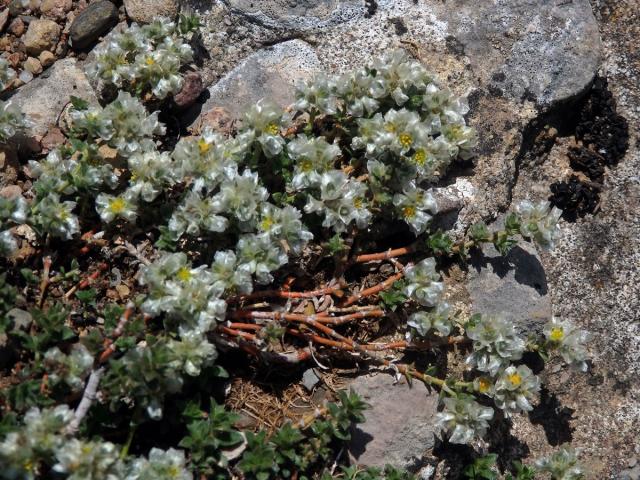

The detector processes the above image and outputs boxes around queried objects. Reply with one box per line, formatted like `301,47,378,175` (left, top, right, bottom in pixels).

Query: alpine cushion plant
0,39,594,479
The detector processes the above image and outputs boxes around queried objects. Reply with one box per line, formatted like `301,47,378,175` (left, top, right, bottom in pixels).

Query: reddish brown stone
173,71,203,110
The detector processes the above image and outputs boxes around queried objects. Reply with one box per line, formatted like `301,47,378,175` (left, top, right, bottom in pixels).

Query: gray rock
301,368,320,391
347,373,438,470
23,18,61,55
7,308,32,331
70,1,119,50
0,8,9,32
193,40,321,124
467,232,551,335
224,0,364,31
10,58,98,137
124,0,178,24
618,465,640,480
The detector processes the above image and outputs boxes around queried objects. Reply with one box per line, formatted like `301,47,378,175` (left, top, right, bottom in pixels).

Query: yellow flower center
478,378,491,393
265,123,280,136
385,123,397,133
354,198,363,209
402,206,416,218
109,197,126,214
198,138,211,154
399,133,413,149
168,466,180,477
550,327,564,342
413,149,426,166
300,159,313,172
507,372,522,387
176,267,192,282
260,217,273,231
145,56,155,66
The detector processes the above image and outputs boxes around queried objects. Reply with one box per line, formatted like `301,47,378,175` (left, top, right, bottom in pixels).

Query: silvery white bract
435,395,494,444
167,331,217,377
534,445,586,480
544,317,591,372
32,193,80,240
0,99,28,143
257,203,313,255
236,233,288,285
43,344,94,392
211,169,268,228
242,99,288,158
493,364,540,417
0,58,16,91
403,258,444,307
53,439,123,480
140,252,227,335
304,170,372,233
407,302,452,339
288,134,340,189
168,188,229,238
210,249,254,295
515,199,563,250
96,191,139,223
125,447,193,480
128,150,178,202
0,196,27,256
0,230,18,256
0,405,74,479
392,185,437,234
466,314,525,376
86,19,193,100
294,74,338,115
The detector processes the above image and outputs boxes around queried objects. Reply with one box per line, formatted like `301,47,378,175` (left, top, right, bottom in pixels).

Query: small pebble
8,17,25,36
23,56,43,74
38,50,55,67
18,69,34,83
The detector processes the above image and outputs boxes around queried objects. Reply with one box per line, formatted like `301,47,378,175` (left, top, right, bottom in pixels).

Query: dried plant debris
549,175,600,221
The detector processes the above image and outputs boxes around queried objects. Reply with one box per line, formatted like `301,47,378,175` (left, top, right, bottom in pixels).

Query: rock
38,50,55,68
23,56,42,75
70,0,119,50
0,9,9,32
6,308,32,331
40,0,73,19
40,127,66,151
347,373,438,470
193,40,321,126
467,225,552,334
195,106,235,137
123,0,178,24
173,71,203,109
8,17,25,36
224,0,363,31
301,368,321,391
23,18,61,55
18,69,33,84
0,185,23,199
9,58,99,137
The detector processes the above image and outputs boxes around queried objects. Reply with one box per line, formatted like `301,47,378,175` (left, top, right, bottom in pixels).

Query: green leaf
378,280,407,311
469,222,491,243
70,95,89,111
75,288,97,304
463,454,498,480
427,230,453,255
327,234,347,256
505,212,521,235
493,231,518,256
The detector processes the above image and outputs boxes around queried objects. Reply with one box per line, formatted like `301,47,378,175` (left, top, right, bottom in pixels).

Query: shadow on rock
528,385,575,446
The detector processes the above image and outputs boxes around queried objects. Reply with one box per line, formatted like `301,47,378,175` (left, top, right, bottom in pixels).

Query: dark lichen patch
364,0,377,18
549,175,600,221
390,17,408,35
445,35,465,57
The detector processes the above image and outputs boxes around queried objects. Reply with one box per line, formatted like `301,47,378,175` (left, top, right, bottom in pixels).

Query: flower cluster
0,99,27,143
492,364,541,417
535,445,586,480
86,19,195,99
465,314,525,376
71,91,165,155
0,57,16,91
544,317,591,372
43,344,94,392
0,196,28,256
407,302,452,338
403,258,444,307
515,199,563,249
435,394,494,445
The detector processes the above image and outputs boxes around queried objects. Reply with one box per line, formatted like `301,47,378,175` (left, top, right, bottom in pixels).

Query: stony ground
1,0,638,478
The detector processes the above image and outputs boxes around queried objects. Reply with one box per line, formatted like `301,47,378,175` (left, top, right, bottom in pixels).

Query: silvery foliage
288,134,340,189
0,196,28,255
466,314,526,376
71,92,165,156
125,447,193,480
0,405,74,479
52,439,123,480
403,258,444,307
31,193,80,241
492,364,541,417
534,445,586,480
43,344,94,392
86,19,193,99
243,99,289,158
0,58,16,91
0,99,27,143
544,317,591,372
407,302,452,339
515,199,563,250
294,49,475,231
435,394,494,445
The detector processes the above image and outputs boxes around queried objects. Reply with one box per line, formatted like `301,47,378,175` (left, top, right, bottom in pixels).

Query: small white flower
96,191,139,223
535,445,586,480
403,258,444,307
515,200,563,250
544,317,591,372
435,395,494,444
466,314,525,376
493,364,540,417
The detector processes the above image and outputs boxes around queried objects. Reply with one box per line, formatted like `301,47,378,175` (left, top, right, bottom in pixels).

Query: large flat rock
8,58,98,138
347,373,439,471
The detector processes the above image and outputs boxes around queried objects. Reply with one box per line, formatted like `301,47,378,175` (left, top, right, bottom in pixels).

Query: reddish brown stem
37,256,52,309
341,271,405,307
99,303,135,364
64,263,108,300
354,246,414,263
228,285,344,303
